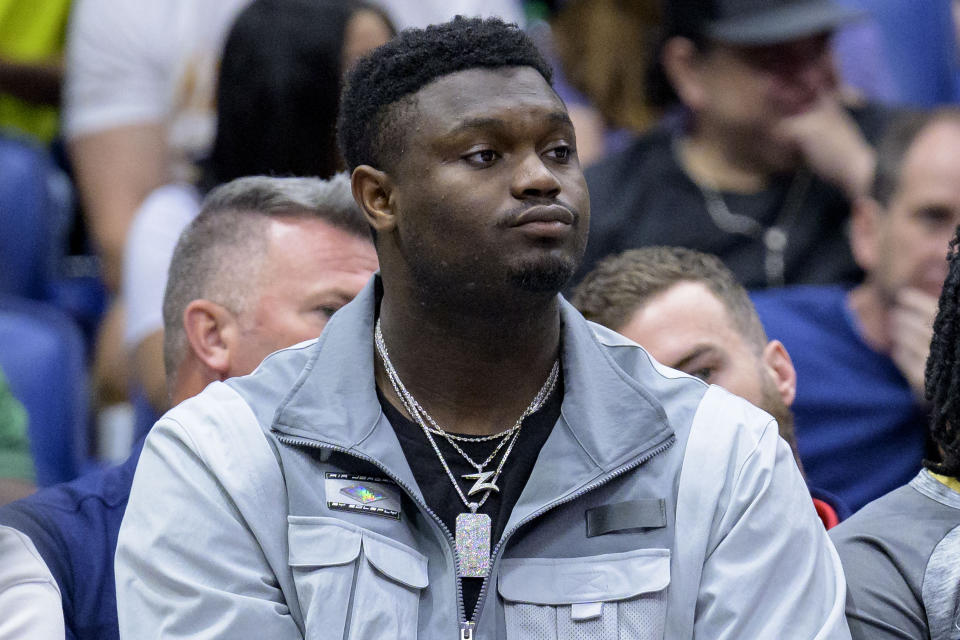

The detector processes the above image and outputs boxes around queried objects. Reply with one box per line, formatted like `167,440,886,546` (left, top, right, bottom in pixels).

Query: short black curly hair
337,16,554,172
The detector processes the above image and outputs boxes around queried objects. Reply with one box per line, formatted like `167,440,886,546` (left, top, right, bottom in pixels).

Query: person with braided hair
925,234,960,476
831,229,960,639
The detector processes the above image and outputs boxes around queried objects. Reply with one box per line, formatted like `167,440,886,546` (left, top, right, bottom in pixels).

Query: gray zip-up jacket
115,280,849,640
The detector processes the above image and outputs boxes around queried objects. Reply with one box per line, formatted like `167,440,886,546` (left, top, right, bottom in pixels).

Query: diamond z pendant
463,470,499,496
455,512,491,578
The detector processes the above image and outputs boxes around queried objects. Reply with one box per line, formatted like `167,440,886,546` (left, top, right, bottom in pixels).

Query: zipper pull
459,621,475,640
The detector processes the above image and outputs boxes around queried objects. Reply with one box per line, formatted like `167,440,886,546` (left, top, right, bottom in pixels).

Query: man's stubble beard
507,254,579,293
759,368,803,473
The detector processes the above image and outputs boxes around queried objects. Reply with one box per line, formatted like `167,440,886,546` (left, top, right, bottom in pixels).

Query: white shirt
63,0,250,180
0,525,64,640
122,183,201,348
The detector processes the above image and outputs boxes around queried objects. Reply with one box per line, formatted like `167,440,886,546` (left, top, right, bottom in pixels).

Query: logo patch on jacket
325,472,401,520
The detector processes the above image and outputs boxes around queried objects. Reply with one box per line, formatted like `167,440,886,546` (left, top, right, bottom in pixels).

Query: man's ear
182,299,236,379
762,340,797,407
661,36,706,111
352,165,397,234
849,196,881,273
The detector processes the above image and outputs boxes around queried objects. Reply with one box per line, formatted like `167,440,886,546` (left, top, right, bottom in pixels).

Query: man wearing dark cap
581,0,885,290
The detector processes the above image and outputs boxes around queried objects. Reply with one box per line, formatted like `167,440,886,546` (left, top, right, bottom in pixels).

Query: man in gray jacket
116,16,849,639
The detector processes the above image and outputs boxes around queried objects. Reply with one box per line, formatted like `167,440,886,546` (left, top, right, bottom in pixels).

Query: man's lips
510,204,575,227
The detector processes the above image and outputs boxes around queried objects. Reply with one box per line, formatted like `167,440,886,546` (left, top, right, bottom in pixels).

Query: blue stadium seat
0,135,69,300
0,295,89,485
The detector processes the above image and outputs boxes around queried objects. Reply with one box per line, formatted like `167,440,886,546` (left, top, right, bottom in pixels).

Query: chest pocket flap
287,516,429,639
498,548,669,604
498,548,670,640
288,516,428,587
289,518,362,566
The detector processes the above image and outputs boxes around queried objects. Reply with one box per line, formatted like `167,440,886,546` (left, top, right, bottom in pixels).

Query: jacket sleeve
0,526,64,640
685,389,851,639
115,384,303,639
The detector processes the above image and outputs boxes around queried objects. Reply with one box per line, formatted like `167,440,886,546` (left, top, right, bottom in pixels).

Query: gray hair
162,174,370,381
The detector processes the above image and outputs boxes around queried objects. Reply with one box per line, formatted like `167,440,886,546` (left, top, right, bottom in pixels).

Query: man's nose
511,151,561,199
791,55,834,95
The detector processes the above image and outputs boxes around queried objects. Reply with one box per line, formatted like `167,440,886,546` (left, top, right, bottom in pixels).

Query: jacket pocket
498,548,670,640
288,516,429,639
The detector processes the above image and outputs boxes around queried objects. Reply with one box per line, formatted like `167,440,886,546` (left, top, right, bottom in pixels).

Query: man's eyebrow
448,117,505,135
670,345,717,371
446,111,574,136
545,111,575,128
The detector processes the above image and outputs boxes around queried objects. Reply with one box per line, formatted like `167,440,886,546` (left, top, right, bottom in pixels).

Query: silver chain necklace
673,136,811,287
442,427,514,476
374,317,560,577
426,423,518,443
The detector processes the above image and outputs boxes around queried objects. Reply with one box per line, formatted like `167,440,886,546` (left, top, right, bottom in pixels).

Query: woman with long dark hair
124,0,393,416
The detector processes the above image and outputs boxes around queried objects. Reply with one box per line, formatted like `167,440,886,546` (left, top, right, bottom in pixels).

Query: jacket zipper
278,431,675,639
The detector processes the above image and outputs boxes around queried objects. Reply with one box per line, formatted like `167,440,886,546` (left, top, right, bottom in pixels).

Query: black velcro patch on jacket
585,499,666,537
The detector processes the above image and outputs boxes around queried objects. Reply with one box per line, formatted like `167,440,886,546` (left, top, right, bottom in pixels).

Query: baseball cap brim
705,1,863,46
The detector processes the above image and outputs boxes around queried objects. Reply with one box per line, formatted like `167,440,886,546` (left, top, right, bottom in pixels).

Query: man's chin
508,256,578,293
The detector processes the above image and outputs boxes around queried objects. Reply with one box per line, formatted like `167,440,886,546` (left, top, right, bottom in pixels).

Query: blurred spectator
63,0,250,429
123,0,392,416
544,0,661,166
830,222,960,639
550,0,661,135
573,246,850,527
372,0,522,30
63,0,250,290
580,0,885,290
0,0,70,144
753,108,960,512
0,366,33,506
0,175,378,640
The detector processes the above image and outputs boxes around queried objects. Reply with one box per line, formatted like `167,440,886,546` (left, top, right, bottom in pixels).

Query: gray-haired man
0,175,377,640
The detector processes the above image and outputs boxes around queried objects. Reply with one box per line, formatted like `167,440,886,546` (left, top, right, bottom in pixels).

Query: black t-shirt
379,381,562,619
578,104,892,290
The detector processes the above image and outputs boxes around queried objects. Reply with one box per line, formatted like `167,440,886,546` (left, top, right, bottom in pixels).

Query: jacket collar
273,276,675,503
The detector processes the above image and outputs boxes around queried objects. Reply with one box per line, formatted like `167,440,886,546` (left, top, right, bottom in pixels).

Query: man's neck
679,132,769,194
846,282,893,353
375,289,562,437
169,360,221,407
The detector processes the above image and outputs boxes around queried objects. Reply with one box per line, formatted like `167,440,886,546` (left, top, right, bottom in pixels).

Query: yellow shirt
0,0,71,142
930,471,960,495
